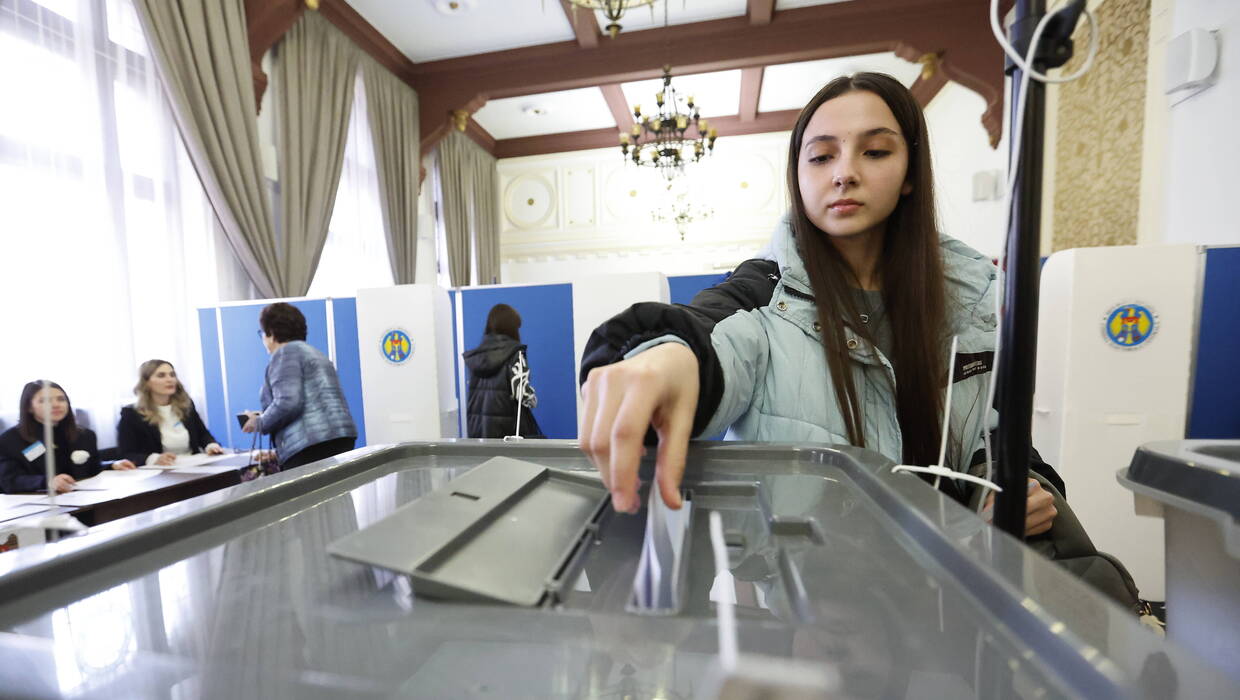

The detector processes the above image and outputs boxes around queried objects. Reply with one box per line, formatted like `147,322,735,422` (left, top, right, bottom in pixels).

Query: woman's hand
579,342,699,514
51,473,76,494
241,412,261,434
985,478,1058,536
155,452,177,466
205,443,225,455
111,459,136,471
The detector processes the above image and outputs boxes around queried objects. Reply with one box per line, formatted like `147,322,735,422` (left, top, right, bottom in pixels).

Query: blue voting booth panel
330,298,367,447
1189,247,1240,438
459,285,577,439
197,308,228,446
669,273,728,305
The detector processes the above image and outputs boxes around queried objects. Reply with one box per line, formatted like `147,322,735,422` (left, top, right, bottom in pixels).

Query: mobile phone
236,412,251,429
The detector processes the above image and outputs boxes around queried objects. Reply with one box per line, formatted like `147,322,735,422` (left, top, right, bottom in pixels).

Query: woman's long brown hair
786,72,948,466
134,359,193,425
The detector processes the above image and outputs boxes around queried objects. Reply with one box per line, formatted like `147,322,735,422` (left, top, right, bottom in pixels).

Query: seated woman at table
117,359,225,466
0,381,136,494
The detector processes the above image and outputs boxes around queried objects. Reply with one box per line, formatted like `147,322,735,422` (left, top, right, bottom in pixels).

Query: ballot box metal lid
1120,439,1240,521
0,440,1235,699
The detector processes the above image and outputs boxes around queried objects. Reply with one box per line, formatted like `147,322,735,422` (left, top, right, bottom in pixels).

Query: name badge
22,441,46,462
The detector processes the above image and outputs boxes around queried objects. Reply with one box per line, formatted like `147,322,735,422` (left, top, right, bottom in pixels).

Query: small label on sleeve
953,351,994,383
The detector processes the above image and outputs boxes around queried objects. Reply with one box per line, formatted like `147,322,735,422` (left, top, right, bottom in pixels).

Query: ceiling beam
739,66,764,122
747,0,775,26
245,0,421,113
493,109,800,160
600,83,635,131
319,0,418,84
413,0,1003,152
560,0,601,49
909,57,949,109
463,118,496,155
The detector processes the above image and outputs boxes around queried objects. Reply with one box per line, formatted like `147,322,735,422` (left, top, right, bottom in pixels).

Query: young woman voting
578,73,1058,537
116,359,225,466
0,381,136,494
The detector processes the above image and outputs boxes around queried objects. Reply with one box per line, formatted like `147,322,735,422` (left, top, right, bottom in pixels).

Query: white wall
923,81,1010,258
498,131,790,283
1163,0,1240,245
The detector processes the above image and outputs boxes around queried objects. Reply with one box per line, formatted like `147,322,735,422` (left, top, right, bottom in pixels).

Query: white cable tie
892,463,1004,495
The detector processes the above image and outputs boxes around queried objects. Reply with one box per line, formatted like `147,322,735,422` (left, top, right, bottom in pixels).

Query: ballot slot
627,488,694,616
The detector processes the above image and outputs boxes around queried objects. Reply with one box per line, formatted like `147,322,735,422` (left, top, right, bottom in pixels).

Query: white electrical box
1165,28,1219,95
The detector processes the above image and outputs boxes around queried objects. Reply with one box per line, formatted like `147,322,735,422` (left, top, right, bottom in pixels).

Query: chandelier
652,188,714,241
619,66,718,180
566,0,659,38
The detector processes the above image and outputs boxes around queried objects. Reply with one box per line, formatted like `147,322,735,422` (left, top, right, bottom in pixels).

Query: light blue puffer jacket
615,216,998,470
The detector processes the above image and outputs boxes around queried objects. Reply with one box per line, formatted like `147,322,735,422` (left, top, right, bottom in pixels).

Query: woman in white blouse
116,359,225,466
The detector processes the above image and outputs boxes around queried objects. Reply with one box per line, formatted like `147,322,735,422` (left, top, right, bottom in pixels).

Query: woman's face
146,363,179,399
29,387,69,425
797,90,912,240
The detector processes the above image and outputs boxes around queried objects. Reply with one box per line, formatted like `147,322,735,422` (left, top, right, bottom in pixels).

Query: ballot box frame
0,440,1235,699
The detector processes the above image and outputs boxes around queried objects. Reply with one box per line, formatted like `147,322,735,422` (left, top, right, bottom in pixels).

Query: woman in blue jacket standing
242,303,357,470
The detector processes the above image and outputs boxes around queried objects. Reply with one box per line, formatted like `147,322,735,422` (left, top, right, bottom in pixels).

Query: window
0,0,236,445
307,74,394,297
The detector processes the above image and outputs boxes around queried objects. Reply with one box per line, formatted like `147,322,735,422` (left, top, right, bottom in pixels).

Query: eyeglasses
256,330,265,339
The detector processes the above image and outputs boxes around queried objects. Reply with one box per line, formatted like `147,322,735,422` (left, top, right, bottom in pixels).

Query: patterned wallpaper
1052,0,1151,251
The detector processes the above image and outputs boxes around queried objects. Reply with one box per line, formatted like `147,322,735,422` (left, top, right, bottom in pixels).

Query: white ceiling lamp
564,0,659,39
429,0,476,16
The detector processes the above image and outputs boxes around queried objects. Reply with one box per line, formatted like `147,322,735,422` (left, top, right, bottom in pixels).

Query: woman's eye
865,149,891,158
808,154,832,164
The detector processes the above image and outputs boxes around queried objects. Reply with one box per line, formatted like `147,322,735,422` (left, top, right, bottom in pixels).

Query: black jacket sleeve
116,406,159,465
0,428,45,493
185,401,218,452
579,259,779,438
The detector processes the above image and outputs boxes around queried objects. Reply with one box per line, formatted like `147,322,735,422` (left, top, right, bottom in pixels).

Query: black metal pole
994,0,1048,539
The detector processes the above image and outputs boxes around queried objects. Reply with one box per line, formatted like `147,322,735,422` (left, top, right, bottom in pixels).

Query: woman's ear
901,181,914,196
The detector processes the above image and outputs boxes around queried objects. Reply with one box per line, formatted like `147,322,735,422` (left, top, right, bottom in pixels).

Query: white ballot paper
71,469,163,490
629,487,691,614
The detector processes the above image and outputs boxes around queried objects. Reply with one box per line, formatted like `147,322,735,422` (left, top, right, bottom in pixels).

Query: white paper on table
0,504,52,524
168,464,243,475
0,495,52,510
138,452,247,470
72,469,163,490
22,490,124,507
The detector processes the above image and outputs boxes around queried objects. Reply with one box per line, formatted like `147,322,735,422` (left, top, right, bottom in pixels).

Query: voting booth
1033,244,1201,600
356,285,457,443
196,272,719,450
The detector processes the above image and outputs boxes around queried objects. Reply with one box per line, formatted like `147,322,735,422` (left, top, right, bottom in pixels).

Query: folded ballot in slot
327,456,609,607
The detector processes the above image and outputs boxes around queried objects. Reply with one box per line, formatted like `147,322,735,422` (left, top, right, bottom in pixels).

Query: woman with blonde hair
117,359,224,466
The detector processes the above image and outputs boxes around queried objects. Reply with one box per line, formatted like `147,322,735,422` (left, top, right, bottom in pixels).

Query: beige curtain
438,130,474,287
471,148,500,285
132,0,284,298
362,56,420,284
273,11,359,296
